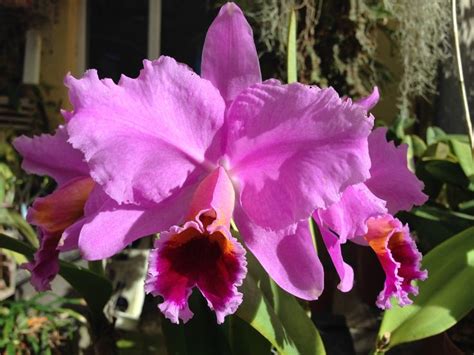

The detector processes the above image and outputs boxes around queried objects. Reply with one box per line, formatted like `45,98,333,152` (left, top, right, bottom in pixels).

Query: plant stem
287,8,297,83
88,260,105,277
452,0,474,150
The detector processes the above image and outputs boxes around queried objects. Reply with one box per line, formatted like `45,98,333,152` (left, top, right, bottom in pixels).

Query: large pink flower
63,3,373,323
313,90,428,307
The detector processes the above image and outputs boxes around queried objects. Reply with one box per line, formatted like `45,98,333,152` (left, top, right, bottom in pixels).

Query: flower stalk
452,0,473,150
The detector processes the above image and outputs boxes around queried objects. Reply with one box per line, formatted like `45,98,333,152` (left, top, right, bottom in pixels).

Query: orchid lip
145,213,247,324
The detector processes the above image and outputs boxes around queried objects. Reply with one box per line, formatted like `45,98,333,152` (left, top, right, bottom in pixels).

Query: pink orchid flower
63,3,374,323
314,89,428,308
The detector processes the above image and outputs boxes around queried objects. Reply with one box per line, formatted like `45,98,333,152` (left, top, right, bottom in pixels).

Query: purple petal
77,183,195,260
317,184,386,243
365,128,428,214
13,126,88,185
234,205,324,300
354,87,380,111
314,214,354,292
364,214,428,309
226,81,373,230
66,57,225,205
22,230,61,292
201,2,261,102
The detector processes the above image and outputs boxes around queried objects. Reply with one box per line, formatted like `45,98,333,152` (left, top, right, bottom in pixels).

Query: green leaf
449,138,474,179
0,208,38,247
423,160,468,187
376,227,474,352
0,234,112,314
161,290,232,355
236,252,326,355
426,126,447,145
401,205,473,251
228,316,271,354
409,134,427,157
287,9,297,84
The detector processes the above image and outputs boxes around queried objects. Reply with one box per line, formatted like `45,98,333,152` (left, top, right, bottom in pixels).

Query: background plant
0,293,85,354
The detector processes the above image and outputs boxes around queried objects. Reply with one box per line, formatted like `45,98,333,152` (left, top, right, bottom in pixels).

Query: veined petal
317,184,386,243
314,214,354,292
365,128,428,214
234,205,324,300
355,87,380,111
66,56,225,205
201,2,261,102
13,126,88,185
226,81,373,229
27,177,95,234
364,214,427,309
22,230,61,291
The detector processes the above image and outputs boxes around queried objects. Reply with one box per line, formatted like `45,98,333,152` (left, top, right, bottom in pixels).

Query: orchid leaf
0,234,112,314
236,251,326,355
426,126,447,145
287,9,297,83
423,160,468,187
0,208,38,248
161,290,232,355
376,227,474,352
228,316,271,354
449,138,474,179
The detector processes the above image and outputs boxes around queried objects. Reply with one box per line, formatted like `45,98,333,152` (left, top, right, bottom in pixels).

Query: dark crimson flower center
158,226,242,301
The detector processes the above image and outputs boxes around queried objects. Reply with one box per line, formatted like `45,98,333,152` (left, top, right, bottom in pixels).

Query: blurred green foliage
0,293,84,354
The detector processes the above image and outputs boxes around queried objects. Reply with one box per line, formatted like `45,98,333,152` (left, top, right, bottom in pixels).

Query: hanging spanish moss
383,0,451,117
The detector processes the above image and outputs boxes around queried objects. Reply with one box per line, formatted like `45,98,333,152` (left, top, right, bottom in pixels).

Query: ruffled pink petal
22,230,61,292
364,214,428,309
13,126,88,185
226,81,373,230
317,184,386,243
365,128,428,214
234,205,324,300
354,87,380,111
145,223,246,324
313,214,354,292
201,2,261,102
66,57,225,205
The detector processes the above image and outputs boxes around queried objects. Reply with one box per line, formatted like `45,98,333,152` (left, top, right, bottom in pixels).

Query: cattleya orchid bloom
62,3,374,323
314,90,428,308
